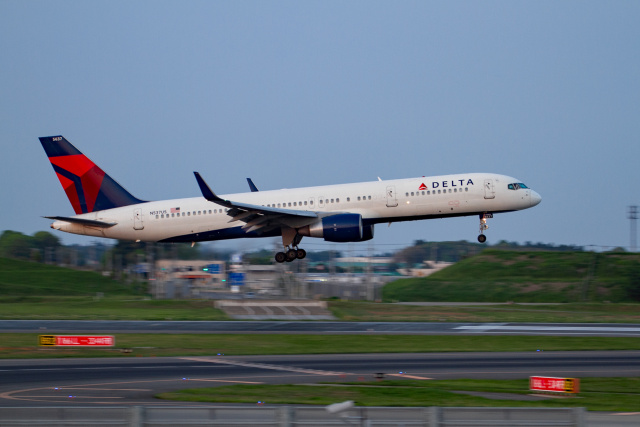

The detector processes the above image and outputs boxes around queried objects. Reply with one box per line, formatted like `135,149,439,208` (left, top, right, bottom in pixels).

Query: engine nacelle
298,213,373,242
361,224,374,241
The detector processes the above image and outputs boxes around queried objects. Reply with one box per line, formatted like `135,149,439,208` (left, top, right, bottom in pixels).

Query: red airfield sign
39,335,114,347
530,376,579,393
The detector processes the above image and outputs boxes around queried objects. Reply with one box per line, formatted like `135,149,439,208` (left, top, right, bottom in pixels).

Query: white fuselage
51,173,541,243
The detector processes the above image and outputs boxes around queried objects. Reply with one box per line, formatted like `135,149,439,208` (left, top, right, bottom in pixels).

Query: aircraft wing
194,172,320,233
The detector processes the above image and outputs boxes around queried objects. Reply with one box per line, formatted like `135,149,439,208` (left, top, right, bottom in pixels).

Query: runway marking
26,395,125,399
0,364,226,373
180,356,350,376
388,374,433,380
455,325,640,333
53,387,152,391
0,377,262,402
183,379,261,384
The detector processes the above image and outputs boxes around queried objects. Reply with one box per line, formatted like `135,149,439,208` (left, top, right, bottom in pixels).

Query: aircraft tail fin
39,136,146,214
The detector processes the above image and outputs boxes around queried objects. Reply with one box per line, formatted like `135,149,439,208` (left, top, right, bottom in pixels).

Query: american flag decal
171,207,181,213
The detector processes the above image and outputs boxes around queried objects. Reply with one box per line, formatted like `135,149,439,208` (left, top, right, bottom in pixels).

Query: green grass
384,250,640,303
0,296,228,320
3,333,640,358
157,377,640,411
328,301,640,323
0,257,140,296
1,297,640,323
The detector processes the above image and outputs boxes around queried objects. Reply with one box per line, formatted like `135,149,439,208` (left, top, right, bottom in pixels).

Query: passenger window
347,197,350,202
156,215,159,219
293,202,297,206
368,196,371,200
357,196,361,201
336,198,340,203
422,191,425,195
310,200,314,205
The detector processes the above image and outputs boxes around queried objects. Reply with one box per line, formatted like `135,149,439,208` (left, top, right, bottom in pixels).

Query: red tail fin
40,136,145,214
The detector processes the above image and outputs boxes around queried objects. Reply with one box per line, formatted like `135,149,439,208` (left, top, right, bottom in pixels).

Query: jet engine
298,213,374,242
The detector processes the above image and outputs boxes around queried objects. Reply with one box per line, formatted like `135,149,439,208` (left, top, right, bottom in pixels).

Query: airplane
40,135,542,263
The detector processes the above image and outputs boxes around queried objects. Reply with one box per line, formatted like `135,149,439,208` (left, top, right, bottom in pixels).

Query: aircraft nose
530,190,542,207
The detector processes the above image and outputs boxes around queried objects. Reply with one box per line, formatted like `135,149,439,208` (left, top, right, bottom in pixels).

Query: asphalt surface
1,321,640,426
3,320,640,336
1,351,640,406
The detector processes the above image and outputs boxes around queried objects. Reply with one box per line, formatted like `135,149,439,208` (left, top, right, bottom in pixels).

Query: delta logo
418,183,427,191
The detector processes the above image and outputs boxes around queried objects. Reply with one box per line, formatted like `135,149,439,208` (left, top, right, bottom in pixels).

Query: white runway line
180,356,350,376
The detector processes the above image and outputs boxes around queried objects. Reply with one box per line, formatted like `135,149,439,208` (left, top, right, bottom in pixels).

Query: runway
3,320,640,336
1,323,640,426
1,351,639,406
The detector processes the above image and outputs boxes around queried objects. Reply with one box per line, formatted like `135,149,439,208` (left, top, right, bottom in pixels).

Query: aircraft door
484,179,495,199
134,208,144,230
386,186,398,207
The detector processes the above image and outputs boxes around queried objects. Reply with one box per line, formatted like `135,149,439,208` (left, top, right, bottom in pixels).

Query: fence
0,406,585,426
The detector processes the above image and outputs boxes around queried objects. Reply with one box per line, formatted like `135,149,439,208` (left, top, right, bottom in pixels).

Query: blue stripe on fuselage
159,225,281,243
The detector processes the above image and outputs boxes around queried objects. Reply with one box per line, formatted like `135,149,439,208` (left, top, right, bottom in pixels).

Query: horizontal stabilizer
45,216,117,228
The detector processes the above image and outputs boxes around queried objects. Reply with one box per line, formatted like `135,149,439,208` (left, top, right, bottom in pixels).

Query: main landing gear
275,247,307,263
275,229,307,263
477,213,492,243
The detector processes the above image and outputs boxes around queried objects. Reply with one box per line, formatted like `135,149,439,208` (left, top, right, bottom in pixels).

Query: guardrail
0,406,585,426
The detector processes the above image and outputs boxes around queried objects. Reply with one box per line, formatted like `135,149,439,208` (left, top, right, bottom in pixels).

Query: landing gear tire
285,249,298,262
275,252,286,263
296,248,307,259
478,234,487,243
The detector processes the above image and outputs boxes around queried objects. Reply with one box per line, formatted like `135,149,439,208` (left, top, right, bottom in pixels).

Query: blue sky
2,1,639,253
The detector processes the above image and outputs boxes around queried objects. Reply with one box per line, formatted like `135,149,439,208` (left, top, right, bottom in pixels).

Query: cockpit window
508,183,529,190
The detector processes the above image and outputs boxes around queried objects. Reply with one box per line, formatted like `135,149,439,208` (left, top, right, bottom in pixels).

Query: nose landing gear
478,213,492,243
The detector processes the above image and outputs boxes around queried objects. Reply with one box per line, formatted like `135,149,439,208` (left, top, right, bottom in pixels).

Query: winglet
194,172,227,204
246,178,259,192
